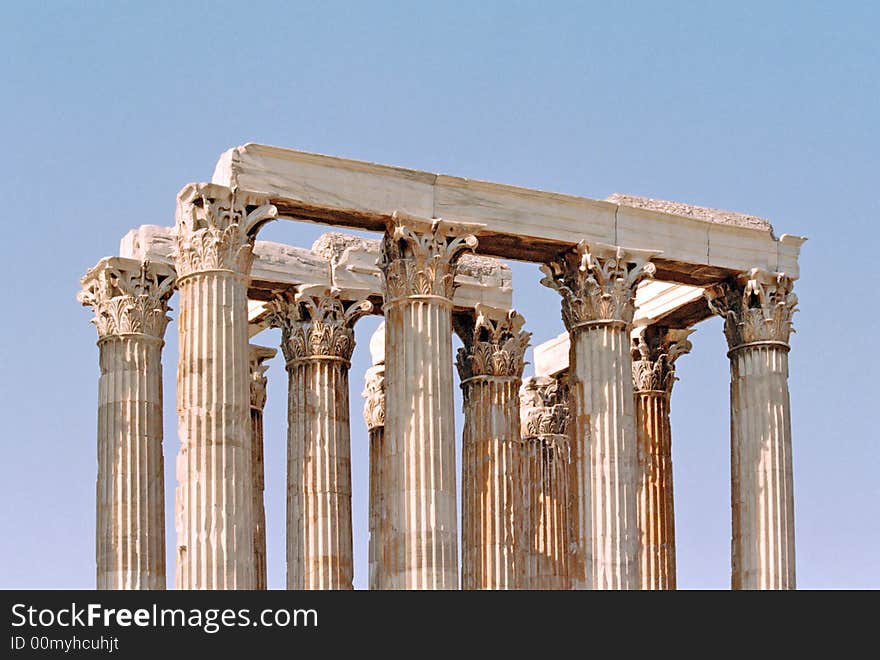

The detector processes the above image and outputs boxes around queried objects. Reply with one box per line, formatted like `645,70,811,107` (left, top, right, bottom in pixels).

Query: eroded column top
78,256,176,341
173,183,277,279
379,212,479,306
454,305,531,382
706,268,798,353
264,288,372,366
540,241,658,330
520,375,570,439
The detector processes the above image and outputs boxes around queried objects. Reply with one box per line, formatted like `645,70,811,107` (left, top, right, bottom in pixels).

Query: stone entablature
212,143,805,279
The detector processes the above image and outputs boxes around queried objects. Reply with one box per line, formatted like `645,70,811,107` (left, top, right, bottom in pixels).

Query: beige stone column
173,183,276,590
456,307,530,590
79,257,175,590
267,288,372,590
631,326,693,590
362,323,386,590
520,376,572,590
379,214,478,590
541,241,656,590
707,269,798,590
363,368,386,590
249,344,275,591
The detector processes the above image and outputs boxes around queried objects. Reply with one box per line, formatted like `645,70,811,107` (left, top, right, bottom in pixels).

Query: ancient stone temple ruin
78,144,805,590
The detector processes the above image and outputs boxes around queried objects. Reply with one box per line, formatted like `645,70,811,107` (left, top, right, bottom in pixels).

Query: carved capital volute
631,326,694,394
379,212,479,303
455,305,531,381
265,287,373,365
520,375,570,437
78,257,176,341
362,364,386,431
540,241,657,330
705,269,797,352
249,345,276,411
173,183,277,280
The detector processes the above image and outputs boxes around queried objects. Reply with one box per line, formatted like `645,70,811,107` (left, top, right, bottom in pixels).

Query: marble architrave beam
210,143,805,284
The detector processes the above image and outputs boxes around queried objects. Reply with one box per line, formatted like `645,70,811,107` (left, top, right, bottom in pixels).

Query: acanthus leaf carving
705,268,797,350
455,305,531,381
520,375,570,437
265,288,373,364
540,241,656,329
173,183,277,279
78,258,175,340
379,213,478,302
631,326,694,393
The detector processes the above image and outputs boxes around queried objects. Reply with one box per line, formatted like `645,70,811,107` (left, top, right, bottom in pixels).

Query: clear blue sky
0,1,876,589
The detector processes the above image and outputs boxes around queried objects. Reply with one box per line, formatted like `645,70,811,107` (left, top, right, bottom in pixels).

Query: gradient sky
1,1,876,589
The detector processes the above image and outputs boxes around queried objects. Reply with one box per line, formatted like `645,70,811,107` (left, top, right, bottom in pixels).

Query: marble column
541,241,656,590
707,269,798,590
267,288,372,590
520,376,572,590
363,360,386,590
631,326,693,590
173,183,276,590
379,213,478,590
78,257,175,590
456,307,531,590
249,344,276,591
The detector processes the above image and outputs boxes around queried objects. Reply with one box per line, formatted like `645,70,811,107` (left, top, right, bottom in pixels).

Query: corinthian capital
631,326,694,393
362,364,386,431
379,212,479,303
249,345,276,411
455,305,531,381
540,241,657,329
173,183,277,279
265,288,373,365
520,376,569,437
78,257,175,340
706,269,798,351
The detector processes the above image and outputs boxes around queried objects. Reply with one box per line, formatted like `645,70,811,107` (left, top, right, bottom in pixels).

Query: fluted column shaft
632,328,691,590
175,271,253,589
730,345,795,589
523,434,571,589
576,324,638,588
287,358,353,589
520,376,571,590
80,258,175,590
709,269,798,590
541,241,656,590
173,183,276,589
457,307,530,590
363,362,386,590
385,298,457,589
368,425,385,590
380,215,478,590
97,337,166,589
267,290,371,590
461,378,522,589
249,345,275,590
635,391,674,589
